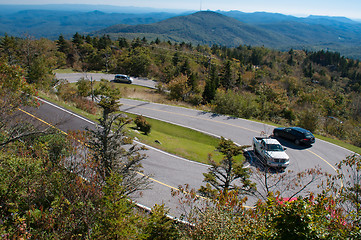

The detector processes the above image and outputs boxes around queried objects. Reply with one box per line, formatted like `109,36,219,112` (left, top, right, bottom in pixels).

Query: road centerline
306,149,337,172
121,102,260,134
18,106,205,201
121,102,340,175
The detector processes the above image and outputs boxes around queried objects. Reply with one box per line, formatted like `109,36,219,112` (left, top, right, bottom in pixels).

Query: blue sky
2,0,361,19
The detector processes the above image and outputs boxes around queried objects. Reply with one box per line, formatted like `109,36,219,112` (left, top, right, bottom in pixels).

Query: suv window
291,129,302,137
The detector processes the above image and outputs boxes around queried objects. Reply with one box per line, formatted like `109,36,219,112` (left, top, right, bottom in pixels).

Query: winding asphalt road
21,73,355,217
21,99,207,218
117,98,352,174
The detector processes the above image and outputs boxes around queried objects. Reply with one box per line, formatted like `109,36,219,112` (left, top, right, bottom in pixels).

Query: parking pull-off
253,137,290,169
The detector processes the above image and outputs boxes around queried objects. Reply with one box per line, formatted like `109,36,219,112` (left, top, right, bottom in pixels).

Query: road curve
117,98,354,176
20,96,354,218
50,73,355,214
54,72,353,173
21,99,208,218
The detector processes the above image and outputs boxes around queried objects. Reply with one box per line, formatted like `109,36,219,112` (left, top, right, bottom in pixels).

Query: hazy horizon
0,1,360,19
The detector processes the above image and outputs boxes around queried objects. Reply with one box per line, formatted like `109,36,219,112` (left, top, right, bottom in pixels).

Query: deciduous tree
332,154,361,228
167,74,191,101
76,77,91,97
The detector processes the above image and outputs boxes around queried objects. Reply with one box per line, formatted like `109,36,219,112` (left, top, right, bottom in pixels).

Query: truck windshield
267,144,284,151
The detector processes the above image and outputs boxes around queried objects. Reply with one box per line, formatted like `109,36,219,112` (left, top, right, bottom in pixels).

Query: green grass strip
126,114,229,164
37,92,231,164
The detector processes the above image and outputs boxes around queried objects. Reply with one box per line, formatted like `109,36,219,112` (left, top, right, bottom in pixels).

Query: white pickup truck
253,137,290,169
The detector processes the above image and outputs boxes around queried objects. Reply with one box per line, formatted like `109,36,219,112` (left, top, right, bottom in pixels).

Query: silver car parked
111,74,133,84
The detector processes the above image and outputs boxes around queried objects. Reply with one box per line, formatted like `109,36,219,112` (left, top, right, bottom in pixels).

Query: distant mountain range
97,11,361,59
1,4,361,59
97,11,290,47
0,5,182,39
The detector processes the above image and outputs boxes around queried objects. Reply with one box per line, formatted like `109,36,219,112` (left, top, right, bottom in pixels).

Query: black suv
273,127,315,145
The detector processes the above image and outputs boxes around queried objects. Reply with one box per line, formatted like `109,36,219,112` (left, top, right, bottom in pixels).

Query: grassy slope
127,114,225,164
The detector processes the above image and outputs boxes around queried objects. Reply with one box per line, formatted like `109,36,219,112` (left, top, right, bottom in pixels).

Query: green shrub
57,82,77,101
135,115,151,135
76,78,92,97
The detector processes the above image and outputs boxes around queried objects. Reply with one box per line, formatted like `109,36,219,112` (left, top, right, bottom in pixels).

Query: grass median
38,91,230,164
126,114,228,164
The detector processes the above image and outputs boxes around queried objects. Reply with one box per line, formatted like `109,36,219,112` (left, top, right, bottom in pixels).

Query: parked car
273,127,315,145
111,74,133,84
253,136,289,169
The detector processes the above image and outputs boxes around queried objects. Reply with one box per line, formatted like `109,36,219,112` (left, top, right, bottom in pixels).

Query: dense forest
0,34,361,238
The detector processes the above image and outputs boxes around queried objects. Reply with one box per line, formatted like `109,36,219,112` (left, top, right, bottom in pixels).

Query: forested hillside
0,7,178,39
1,32,361,238
97,11,361,59
97,11,290,47
2,6,361,58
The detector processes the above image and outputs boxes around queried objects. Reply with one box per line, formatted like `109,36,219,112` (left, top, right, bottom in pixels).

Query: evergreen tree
26,55,54,88
143,204,180,240
85,35,92,44
199,137,255,198
72,32,83,47
203,65,219,103
119,48,151,77
172,52,180,66
251,48,263,65
187,72,198,91
180,58,191,76
131,38,142,48
98,35,111,50
288,49,295,66
117,37,129,48
56,34,68,53
0,33,17,64
221,60,233,90
88,80,150,193
92,173,147,239
203,79,216,103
